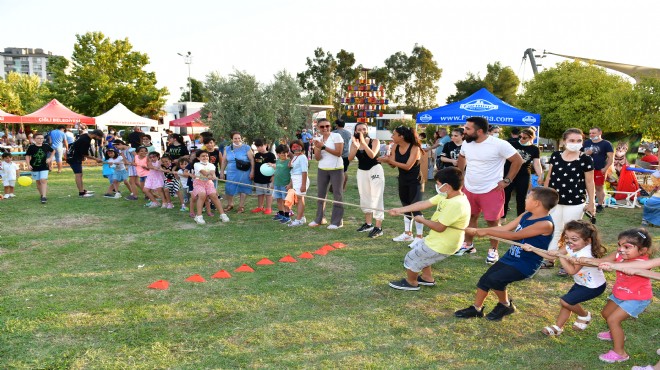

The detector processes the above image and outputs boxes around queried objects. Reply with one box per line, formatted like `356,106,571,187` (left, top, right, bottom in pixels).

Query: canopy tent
0,108,22,123
416,88,540,129
169,111,208,128
22,99,95,125
95,103,157,128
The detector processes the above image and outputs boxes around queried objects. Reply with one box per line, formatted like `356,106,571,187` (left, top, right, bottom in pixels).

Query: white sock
415,219,424,237
404,216,411,232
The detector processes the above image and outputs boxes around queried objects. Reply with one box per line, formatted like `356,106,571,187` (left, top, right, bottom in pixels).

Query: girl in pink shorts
144,152,166,208
192,151,229,225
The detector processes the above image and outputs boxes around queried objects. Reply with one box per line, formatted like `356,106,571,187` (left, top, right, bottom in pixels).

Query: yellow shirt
424,193,471,254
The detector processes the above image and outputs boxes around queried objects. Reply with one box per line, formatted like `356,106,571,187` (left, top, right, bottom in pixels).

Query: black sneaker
103,193,114,198
368,227,383,238
79,191,94,198
485,301,516,321
356,223,374,232
40,197,47,204
596,204,604,213
417,276,435,286
388,278,420,291
454,305,484,318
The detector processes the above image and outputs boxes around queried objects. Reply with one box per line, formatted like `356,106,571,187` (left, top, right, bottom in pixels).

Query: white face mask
435,183,447,196
566,143,582,152
491,133,500,138
519,140,532,147
590,135,600,141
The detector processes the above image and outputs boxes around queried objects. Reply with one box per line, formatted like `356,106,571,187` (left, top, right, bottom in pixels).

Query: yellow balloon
18,176,33,187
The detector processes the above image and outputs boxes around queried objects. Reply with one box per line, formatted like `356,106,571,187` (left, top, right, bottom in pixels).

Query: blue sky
4,0,658,105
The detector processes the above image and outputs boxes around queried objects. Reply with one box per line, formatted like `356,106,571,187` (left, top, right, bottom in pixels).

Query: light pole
177,51,192,102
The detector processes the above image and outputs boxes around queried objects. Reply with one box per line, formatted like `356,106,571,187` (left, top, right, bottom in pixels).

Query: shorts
342,157,350,172
403,239,450,272
31,170,49,181
476,261,527,292
273,184,287,199
593,170,605,186
191,179,216,197
3,179,16,187
255,182,272,196
464,186,505,221
127,165,137,177
54,146,64,163
291,174,310,196
561,282,607,306
67,160,83,174
164,179,180,197
112,169,129,182
140,176,147,182
608,294,651,318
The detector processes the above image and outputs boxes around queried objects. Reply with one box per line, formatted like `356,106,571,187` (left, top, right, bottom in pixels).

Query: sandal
237,207,245,214
539,260,555,269
542,325,563,336
572,311,591,331
224,205,234,212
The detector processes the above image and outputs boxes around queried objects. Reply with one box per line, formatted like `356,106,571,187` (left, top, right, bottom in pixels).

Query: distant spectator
67,129,104,197
127,126,144,149
49,125,68,173
581,127,613,213
640,149,659,165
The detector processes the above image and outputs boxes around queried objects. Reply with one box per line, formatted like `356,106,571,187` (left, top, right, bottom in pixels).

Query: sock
501,300,510,307
278,211,284,216
404,217,411,232
415,219,424,237
473,305,483,311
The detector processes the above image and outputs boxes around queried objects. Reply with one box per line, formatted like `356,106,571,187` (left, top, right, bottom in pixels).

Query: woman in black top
439,128,464,169
378,125,423,244
348,122,384,238
503,128,544,219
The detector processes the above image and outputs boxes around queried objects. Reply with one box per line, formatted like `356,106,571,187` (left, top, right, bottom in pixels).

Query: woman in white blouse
310,118,345,229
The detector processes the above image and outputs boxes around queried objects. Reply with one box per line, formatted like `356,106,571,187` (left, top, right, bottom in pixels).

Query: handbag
231,145,251,171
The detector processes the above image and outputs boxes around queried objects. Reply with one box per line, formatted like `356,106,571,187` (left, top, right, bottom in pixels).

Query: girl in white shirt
192,151,229,224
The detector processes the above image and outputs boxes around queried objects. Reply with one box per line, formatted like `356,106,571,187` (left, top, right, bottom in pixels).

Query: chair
605,190,641,209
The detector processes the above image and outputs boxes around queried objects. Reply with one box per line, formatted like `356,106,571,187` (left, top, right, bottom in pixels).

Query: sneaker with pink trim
166,203,174,209
597,331,612,340
598,350,629,363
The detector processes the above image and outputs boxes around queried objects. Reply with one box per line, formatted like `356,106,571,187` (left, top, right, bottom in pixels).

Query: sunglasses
318,125,330,128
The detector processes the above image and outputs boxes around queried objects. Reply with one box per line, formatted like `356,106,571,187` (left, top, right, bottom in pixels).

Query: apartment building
0,47,56,81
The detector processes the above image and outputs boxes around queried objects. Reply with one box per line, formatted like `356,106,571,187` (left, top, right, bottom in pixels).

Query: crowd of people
1,117,658,367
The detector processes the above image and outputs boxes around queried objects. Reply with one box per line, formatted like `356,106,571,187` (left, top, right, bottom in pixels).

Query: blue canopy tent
416,88,540,134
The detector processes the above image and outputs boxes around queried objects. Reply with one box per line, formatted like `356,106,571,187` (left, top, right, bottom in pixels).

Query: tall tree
446,72,486,104
0,72,51,114
382,51,411,104
48,31,168,118
178,77,208,103
483,62,520,105
404,44,442,110
518,60,632,140
296,48,337,105
614,77,660,140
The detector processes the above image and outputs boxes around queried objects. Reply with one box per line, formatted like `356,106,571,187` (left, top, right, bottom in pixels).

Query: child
454,186,559,321
272,144,292,222
251,138,276,214
1,152,20,199
102,148,126,199
113,140,137,200
287,140,309,227
579,228,654,364
132,146,149,199
143,151,166,208
521,220,607,336
387,167,471,291
141,135,156,153
203,137,222,214
176,156,191,211
101,149,116,197
165,133,189,162
25,132,55,204
160,154,178,209
192,150,229,224
184,151,200,217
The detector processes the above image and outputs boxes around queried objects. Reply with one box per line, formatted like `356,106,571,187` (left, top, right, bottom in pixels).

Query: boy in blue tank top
454,186,559,321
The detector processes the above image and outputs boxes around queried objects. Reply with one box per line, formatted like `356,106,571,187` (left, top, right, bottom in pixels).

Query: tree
446,72,486,104
518,60,632,140
382,51,411,105
446,62,520,104
296,47,337,105
179,77,208,103
265,71,311,141
614,77,660,140
48,31,168,118
0,72,51,114
404,44,442,110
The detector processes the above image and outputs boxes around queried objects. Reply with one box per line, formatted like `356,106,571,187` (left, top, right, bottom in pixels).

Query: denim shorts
273,184,287,200
31,170,49,180
608,294,651,318
112,169,129,182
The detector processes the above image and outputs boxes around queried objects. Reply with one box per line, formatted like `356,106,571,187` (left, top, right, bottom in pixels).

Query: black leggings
398,181,422,218
503,174,530,218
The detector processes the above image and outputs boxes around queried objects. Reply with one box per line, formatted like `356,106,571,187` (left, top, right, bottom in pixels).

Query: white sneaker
408,237,424,249
3,194,9,199
220,213,230,222
327,224,343,230
486,249,499,264
194,215,206,225
308,221,320,227
392,233,414,242
9,193,16,198
289,219,304,227
454,243,476,256
113,192,122,199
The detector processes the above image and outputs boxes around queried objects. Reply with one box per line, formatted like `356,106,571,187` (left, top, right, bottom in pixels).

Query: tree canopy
447,62,519,104
179,77,209,103
0,72,51,114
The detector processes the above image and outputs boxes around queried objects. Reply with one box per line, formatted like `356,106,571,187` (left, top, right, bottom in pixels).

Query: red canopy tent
21,99,95,125
0,108,22,123
169,111,208,128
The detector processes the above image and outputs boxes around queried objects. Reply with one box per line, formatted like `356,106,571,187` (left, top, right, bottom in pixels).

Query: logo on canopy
419,114,432,123
460,99,498,112
522,115,537,125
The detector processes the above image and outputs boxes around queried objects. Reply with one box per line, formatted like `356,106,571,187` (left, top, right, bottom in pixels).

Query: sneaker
388,278,420,291
9,193,16,198
40,197,47,204
194,215,205,225
408,237,424,249
166,203,174,209
392,233,414,242
79,192,94,198
83,189,95,194
144,201,154,207
161,203,168,208
103,193,114,198
598,350,629,363
3,194,9,199
356,223,374,232
368,227,383,238
289,219,304,227
327,224,343,230
272,214,284,221
113,192,122,199
280,216,291,224
557,267,569,276
486,249,499,264
148,202,160,208
485,301,516,321
596,204,604,213
454,305,485,318
454,243,475,256
251,207,264,213
417,276,435,286
125,195,138,201
220,214,230,222
180,205,188,212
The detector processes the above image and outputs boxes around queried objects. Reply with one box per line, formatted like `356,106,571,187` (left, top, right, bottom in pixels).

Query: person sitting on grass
387,167,471,291
454,186,558,321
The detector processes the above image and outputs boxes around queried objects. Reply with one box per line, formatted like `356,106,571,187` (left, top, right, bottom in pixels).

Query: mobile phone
585,211,596,224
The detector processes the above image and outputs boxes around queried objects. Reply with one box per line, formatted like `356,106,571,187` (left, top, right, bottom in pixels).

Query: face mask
435,183,447,196
519,140,532,147
491,133,499,138
566,143,582,152
590,135,600,141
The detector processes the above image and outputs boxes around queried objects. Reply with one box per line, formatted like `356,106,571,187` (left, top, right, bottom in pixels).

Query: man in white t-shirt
456,117,523,263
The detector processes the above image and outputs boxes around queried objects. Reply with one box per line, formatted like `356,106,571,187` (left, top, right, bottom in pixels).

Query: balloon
18,176,33,187
260,165,275,177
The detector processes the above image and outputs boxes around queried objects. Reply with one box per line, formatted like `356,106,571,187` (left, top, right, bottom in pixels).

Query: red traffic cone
235,264,255,272
279,255,297,263
332,242,346,249
185,274,206,283
211,270,232,279
321,244,336,251
148,280,169,290
298,252,314,259
314,249,328,256
256,258,275,265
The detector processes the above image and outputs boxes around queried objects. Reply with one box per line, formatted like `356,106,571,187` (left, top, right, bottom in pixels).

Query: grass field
1,163,658,369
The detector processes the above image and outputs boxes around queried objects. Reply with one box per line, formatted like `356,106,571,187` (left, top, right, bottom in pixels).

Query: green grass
1,164,658,369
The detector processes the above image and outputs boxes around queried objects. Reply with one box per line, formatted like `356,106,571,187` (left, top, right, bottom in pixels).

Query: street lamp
177,51,192,102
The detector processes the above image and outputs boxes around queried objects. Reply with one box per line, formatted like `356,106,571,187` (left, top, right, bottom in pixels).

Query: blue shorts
273,185,287,199
140,176,147,182
31,170,49,180
608,294,651,318
112,169,129,182
561,283,606,306
476,262,527,292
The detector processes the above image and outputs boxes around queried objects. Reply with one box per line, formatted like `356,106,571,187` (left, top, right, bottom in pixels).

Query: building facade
1,47,55,81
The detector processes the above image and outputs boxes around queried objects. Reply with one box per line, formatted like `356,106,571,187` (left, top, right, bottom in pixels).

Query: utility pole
177,51,192,102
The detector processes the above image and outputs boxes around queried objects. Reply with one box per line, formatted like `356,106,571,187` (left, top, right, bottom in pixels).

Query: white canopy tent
94,103,158,129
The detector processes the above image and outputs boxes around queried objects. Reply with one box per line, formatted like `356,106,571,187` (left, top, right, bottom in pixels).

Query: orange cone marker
235,264,255,272
332,242,346,249
279,255,298,263
185,274,206,283
321,244,336,251
148,280,169,290
211,270,232,279
298,252,314,259
314,248,328,256
256,258,275,265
